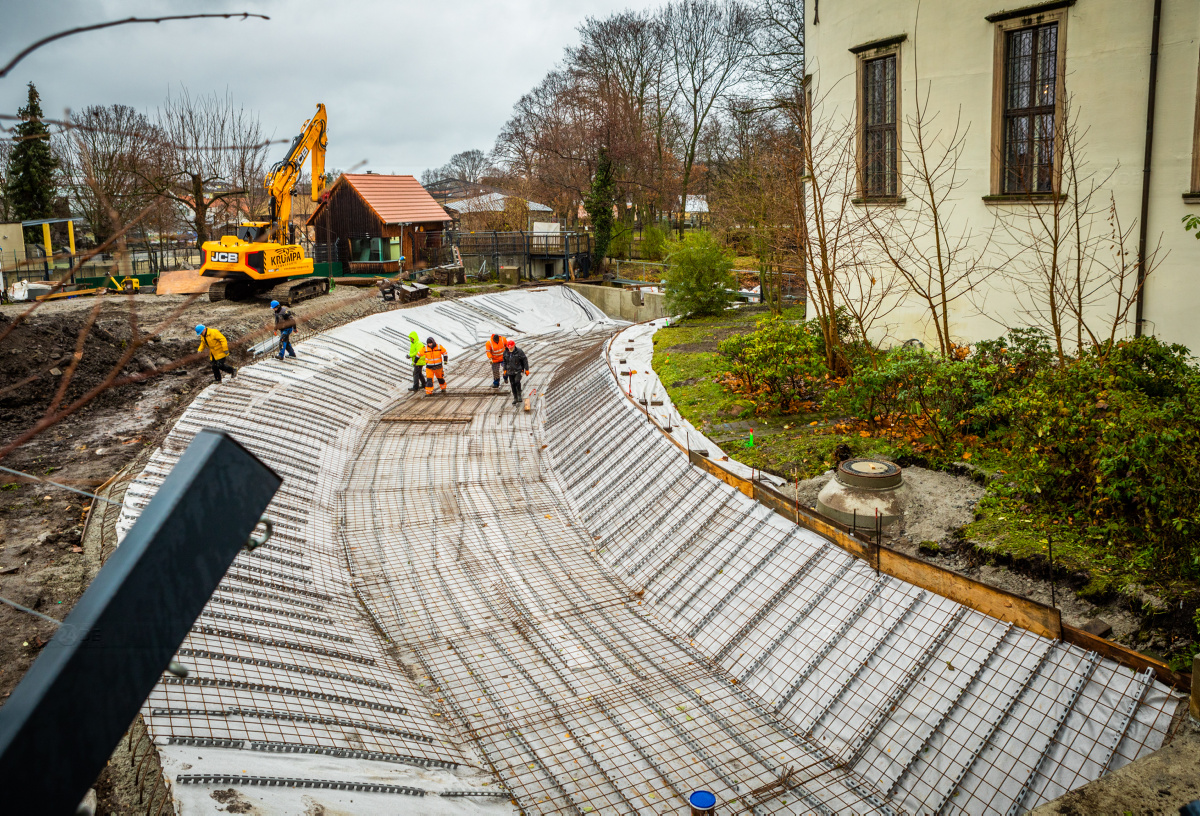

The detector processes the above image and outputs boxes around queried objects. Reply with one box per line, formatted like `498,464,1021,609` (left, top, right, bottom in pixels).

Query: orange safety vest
485,336,507,363
422,344,447,367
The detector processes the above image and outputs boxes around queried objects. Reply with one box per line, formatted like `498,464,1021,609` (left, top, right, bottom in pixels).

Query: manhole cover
835,458,903,489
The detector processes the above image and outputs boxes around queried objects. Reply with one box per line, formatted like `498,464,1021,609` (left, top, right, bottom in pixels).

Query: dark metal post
1048,532,1056,609
0,429,281,813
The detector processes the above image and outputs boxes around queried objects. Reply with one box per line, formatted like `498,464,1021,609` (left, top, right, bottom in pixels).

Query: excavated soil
785,466,1146,643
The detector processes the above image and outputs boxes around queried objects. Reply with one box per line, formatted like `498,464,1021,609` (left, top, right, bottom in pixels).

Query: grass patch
963,494,1099,573
653,351,747,421
653,305,902,480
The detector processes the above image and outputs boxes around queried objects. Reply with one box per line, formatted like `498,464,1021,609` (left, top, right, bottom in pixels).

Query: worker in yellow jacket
195,324,237,383
421,337,449,395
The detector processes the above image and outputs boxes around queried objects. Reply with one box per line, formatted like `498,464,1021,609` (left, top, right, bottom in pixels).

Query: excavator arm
264,103,327,245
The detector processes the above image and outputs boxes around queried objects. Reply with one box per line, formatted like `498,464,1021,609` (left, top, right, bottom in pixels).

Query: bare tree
145,88,268,248
748,0,805,97
991,96,1160,359
663,0,755,232
0,136,12,222
798,78,867,371
570,10,667,222
863,81,990,356
422,149,494,186
57,104,160,247
493,70,599,223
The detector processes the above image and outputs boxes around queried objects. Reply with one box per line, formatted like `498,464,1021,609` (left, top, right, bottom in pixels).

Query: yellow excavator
200,103,328,303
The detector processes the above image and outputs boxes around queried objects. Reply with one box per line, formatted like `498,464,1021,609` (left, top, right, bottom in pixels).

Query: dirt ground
0,283,508,813
785,466,1145,640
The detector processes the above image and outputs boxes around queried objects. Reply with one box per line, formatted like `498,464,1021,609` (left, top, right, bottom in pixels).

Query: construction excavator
200,103,329,304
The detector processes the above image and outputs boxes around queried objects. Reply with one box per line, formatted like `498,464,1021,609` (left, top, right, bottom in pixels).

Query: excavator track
265,276,330,306
207,280,228,302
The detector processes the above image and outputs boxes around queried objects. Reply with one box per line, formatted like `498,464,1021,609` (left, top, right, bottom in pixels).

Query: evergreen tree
584,148,615,271
6,83,59,227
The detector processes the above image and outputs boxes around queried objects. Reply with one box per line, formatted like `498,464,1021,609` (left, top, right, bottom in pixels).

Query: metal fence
0,246,203,287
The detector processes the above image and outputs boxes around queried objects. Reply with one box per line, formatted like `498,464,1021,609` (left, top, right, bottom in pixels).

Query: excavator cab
236,223,271,243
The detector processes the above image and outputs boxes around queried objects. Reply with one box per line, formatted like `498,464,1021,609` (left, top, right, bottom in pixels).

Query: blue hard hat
270,300,280,309
195,324,205,335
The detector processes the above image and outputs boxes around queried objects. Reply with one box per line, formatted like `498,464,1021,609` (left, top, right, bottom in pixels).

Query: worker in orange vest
422,337,449,395
485,333,508,388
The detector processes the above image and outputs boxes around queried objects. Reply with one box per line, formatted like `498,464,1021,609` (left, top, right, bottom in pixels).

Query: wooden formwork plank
379,414,473,423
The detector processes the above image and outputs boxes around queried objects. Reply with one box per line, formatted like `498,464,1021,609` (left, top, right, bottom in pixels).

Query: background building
307,173,452,275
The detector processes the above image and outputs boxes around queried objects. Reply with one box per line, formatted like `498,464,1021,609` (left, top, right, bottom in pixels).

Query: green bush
825,347,994,445
718,315,824,408
985,337,1200,576
662,230,736,317
641,224,668,262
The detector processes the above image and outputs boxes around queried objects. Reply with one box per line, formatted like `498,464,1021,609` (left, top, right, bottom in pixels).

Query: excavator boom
265,103,327,245
198,103,330,305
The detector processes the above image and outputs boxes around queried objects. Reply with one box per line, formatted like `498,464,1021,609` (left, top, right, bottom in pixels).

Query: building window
1003,23,1058,194
987,4,1068,200
862,54,898,198
1191,45,1200,196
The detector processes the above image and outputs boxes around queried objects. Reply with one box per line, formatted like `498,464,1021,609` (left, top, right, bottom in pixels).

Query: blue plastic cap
270,300,280,309
689,790,716,809
195,324,205,335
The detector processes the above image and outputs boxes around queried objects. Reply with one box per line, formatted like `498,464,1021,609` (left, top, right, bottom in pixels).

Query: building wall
805,0,1200,351
0,223,26,271
566,282,667,321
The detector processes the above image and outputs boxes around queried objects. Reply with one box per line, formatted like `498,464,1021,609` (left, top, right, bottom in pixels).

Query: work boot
492,379,500,388
230,368,237,378
512,398,520,405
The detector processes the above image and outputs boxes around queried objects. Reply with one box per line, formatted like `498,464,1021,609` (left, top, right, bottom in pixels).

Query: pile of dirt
154,267,213,295
789,464,986,546
0,310,191,436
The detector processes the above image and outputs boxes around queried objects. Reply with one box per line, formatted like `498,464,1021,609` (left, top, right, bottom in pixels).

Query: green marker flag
745,429,755,448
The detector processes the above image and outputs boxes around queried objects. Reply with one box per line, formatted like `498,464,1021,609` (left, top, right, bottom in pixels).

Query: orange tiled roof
340,173,452,224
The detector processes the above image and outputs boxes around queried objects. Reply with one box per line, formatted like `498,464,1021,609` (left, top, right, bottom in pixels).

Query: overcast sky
0,0,665,177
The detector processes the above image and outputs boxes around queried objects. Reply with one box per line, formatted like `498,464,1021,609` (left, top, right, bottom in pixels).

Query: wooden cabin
307,173,452,275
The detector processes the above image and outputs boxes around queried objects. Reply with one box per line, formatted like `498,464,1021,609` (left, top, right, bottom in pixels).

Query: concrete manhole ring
835,458,903,489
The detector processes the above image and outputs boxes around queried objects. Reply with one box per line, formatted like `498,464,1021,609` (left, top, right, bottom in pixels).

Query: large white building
804,0,1200,352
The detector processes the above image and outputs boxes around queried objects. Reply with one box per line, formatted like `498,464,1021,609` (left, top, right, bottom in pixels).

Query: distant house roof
445,192,552,214
424,177,489,202
323,173,451,225
683,195,709,214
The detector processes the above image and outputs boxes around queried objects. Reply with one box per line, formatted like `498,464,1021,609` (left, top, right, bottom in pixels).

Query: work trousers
411,363,427,391
278,330,296,359
509,372,523,403
490,360,506,385
210,356,237,383
425,365,446,394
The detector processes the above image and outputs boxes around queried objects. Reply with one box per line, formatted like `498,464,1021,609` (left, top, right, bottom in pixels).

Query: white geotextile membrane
615,318,789,487
538,323,1183,815
112,289,1182,815
113,287,614,814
